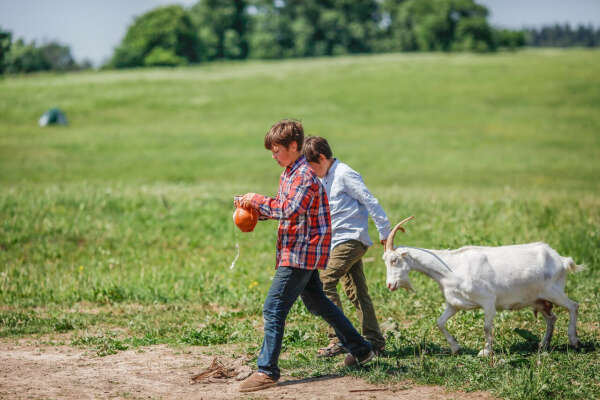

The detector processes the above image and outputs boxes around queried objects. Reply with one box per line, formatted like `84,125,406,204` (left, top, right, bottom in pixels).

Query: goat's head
383,216,415,292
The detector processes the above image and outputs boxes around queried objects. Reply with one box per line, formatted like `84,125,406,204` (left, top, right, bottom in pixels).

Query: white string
229,242,240,270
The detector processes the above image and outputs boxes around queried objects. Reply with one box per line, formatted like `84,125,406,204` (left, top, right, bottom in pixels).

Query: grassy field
1,49,599,399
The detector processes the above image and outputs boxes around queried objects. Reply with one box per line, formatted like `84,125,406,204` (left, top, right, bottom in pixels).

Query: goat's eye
384,253,402,266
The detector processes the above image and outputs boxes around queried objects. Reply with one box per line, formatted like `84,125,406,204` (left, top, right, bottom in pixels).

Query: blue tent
39,108,68,126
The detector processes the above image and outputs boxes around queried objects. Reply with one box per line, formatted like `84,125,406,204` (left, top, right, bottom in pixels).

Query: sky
1,0,599,66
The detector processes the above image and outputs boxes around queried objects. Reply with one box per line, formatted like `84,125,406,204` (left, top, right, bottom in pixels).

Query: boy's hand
236,193,257,209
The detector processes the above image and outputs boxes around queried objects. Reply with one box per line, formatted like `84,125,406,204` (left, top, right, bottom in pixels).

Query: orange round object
233,206,258,232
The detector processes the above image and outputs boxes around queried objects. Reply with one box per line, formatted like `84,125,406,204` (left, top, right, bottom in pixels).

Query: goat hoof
450,346,461,355
477,349,491,357
570,339,582,349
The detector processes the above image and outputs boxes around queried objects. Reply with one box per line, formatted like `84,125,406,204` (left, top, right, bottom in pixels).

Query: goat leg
437,304,461,354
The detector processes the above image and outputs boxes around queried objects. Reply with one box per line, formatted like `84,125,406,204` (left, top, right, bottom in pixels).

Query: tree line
0,29,92,74
525,24,600,48
108,0,520,69
2,1,599,74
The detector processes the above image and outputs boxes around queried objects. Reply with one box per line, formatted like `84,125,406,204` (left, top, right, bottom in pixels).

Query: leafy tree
110,5,200,68
377,0,416,51
223,29,244,58
78,58,95,70
190,0,249,60
38,42,77,71
382,0,495,52
248,0,381,58
2,34,81,74
290,16,315,57
0,27,11,74
247,2,293,59
494,28,525,51
453,17,494,52
143,47,187,66
247,21,284,58
4,39,50,73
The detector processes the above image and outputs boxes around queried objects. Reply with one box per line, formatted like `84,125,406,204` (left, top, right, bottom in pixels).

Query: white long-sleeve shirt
321,159,391,250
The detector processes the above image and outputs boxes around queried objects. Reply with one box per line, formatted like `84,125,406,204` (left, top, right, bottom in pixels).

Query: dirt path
0,340,494,400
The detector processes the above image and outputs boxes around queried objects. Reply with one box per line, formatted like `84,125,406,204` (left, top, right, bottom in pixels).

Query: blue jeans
257,266,372,380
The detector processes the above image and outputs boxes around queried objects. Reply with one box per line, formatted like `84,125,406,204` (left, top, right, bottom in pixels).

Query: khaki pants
319,240,385,350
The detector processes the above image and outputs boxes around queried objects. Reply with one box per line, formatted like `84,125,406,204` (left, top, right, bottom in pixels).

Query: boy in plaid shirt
237,120,373,393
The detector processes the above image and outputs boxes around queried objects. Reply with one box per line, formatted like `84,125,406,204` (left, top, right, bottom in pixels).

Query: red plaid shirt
250,155,331,270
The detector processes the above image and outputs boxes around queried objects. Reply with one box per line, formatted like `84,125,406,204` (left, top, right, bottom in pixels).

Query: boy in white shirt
303,136,390,357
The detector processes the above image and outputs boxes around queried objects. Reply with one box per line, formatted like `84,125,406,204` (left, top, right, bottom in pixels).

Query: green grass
1,49,599,399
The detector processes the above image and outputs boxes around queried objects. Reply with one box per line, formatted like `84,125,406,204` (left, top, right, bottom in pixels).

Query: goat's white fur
384,241,582,356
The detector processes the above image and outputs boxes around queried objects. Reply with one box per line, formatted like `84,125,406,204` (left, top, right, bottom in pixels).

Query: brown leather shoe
239,372,278,392
344,350,375,367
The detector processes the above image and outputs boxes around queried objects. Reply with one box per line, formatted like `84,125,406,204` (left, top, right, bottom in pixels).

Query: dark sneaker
317,342,346,357
344,350,375,367
239,372,278,392
373,345,385,356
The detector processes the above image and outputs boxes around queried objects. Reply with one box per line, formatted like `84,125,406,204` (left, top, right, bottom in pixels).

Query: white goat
383,216,582,356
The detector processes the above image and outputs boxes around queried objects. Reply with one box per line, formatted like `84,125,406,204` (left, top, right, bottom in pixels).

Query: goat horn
385,216,415,252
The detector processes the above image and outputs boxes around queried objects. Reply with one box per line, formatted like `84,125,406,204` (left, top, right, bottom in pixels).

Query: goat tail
563,257,584,273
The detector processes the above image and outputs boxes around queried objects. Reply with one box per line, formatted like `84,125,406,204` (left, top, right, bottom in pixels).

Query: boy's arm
343,170,391,242
247,174,315,220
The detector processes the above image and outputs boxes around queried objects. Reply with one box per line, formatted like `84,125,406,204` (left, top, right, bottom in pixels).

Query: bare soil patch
0,339,495,399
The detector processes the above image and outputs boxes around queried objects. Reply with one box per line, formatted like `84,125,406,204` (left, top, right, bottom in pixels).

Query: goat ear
400,251,408,257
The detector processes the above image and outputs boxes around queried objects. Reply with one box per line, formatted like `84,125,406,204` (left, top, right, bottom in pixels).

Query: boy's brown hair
264,119,304,150
303,136,333,162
